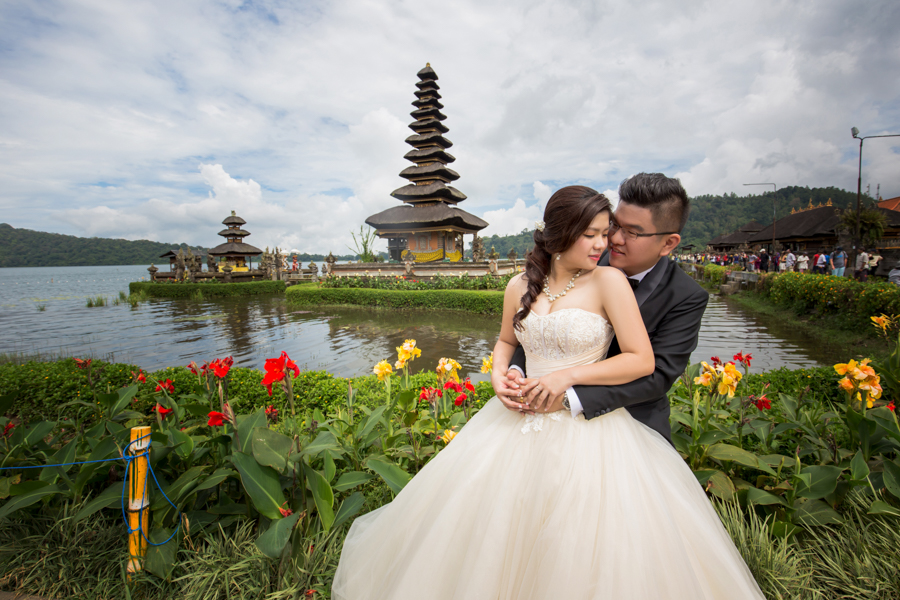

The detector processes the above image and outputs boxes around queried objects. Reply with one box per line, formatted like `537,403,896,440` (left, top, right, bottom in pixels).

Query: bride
332,186,764,599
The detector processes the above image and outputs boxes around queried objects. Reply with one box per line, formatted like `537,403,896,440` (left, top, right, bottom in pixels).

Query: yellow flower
871,314,892,332
394,358,407,370
838,376,855,392
440,429,457,443
834,359,858,376
694,371,713,386
373,360,393,381
436,357,462,383
481,353,493,374
401,339,421,359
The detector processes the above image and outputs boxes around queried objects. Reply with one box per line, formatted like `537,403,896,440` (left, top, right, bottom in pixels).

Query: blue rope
1,433,181,547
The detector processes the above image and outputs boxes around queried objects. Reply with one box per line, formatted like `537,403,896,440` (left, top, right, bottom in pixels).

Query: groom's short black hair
618,173,690,233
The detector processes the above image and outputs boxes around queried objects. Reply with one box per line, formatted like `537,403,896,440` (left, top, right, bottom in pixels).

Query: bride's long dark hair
513,186,611,330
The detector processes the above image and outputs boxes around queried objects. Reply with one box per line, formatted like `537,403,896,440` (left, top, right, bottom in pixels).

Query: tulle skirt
332,398,764,600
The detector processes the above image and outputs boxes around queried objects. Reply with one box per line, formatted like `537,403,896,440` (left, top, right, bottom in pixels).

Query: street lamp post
851,128,900,267
744,183,777,260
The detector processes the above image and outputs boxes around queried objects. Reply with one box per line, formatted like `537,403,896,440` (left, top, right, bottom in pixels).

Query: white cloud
1,0,899,249
481,198,544,238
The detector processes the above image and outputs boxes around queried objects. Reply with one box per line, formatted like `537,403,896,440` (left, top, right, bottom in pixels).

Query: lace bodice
515,308,614,364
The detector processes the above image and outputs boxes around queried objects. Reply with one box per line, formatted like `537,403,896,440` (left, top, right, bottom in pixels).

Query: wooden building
705,221,763,252
207,211,262,272
365,64,487,262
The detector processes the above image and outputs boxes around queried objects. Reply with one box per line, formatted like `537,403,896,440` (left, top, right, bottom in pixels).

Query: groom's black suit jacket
509,254,709,444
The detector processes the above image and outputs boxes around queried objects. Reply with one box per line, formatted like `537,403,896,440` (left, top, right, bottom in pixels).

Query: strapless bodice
514,308,615,378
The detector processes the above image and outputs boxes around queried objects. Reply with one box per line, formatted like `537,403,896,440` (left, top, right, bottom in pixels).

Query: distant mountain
471,186,874,256
0,223,207,268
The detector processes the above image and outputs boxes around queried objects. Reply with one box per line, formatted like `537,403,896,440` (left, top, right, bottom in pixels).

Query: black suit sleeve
509,344,527,376
574,286,709,418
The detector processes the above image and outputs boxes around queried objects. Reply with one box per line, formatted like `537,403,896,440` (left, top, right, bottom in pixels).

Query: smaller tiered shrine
207,211,262,272
365,64,487,262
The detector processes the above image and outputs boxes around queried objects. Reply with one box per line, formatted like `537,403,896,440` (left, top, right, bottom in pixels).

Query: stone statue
472,234,485,262
274,247,283,281
324,252,336,275
175,249,186,281
147,264,159,282
207,254,217,273
488,245,500,260
307,261,318,276
404,253,414,276
507,247,518,262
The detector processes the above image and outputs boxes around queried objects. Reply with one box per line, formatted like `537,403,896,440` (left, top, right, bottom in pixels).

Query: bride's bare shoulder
505,272,529,295
586,266,628,288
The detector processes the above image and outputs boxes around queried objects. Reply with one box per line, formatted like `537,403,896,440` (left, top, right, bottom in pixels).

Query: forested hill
0,223,207,267
477,186,872,256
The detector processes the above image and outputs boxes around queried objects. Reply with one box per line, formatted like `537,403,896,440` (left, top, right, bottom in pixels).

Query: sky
1,0,899,254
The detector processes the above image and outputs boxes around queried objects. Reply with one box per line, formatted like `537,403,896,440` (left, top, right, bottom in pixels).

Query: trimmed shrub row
129,280,285,298
285,286,505,314
760,272,900,325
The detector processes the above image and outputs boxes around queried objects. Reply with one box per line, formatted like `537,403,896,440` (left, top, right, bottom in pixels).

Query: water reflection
0,265,826,379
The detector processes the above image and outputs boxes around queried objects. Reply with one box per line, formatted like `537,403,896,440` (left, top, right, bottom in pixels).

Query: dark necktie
628,278,640,291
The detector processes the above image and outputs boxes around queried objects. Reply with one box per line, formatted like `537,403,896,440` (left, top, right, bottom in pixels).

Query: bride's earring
556,254,561,261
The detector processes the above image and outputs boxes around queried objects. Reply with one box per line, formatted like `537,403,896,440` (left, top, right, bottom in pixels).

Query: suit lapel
633,258,668,308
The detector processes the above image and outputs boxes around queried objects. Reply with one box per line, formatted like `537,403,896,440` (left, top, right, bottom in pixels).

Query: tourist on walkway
855,248,869,282
759,250,770,272
830,246,847,278
797,252,809,273
785,249,796,272
748,252,757,272
815,250,828,275
868,251,882,277
889,262,900,286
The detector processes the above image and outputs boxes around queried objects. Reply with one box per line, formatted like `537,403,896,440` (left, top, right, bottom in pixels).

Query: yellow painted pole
127,425,151,576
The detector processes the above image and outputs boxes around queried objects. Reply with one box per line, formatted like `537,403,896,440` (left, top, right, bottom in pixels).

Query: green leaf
333,492,365,530
793,499,844,526
231,451,284,520
73,436,119,494
207,502,248,515
0,483,62,519
883,457,900,499
365,456,411,495
110,385,139,417
235,409,267,454
194,468,236,493
303,464,335,531
0,393,16,414
23,422,55,446
705,470,735,501
144,527,178,580
357,405,387,441
300,431,342,459
850,451,870,482
697,430,732,446
169,428,194,459
769,520,801,540
324,453,336,483
251,427,293,473
867,500,900,517
73,483,122,522
706,443,776,476
795,465,844,500
255,510,302,559
334,471,374,493
40,438,77,485
746,486,786,506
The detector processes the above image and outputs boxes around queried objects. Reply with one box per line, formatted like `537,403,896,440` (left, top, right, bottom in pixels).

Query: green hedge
762,272,900,325
285,286,505,314
129,280,285,298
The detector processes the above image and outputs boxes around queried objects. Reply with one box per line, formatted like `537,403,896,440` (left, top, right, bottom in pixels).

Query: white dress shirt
510,261,658,418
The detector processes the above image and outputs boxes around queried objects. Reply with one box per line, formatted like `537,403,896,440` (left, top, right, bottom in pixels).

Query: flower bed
285,286,505,314
761,272,900,325
128,280,285,298
319,271,516,290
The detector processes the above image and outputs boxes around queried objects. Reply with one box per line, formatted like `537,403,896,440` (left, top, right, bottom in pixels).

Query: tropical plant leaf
73,483,122,522
706,443,776,476
334,471,374,492
0,393,16,414
251,427,293,473
169,428,194,459
697,430,732,446
299,430,342,459
792,499,844,526
867,500,900,517
193,468,236,493
0,483,63,519
357,405,388,441
883,457,900,499
235,408,267,454
746,486,786,506
850,451,870,482
705,470,735,501
303,463,335,531
232,451,284,519
333,492,366,530
144,527,178,580
795,465,844,500
255,510,302,559
365,455,411,495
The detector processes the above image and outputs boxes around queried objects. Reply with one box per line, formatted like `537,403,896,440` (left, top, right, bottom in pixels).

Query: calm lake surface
1,265,830,381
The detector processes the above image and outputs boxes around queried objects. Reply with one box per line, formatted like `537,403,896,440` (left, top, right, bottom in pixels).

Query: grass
86,295,107,308
36,304,46,312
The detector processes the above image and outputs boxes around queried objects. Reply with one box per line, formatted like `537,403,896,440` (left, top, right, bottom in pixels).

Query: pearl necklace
542,269,583,302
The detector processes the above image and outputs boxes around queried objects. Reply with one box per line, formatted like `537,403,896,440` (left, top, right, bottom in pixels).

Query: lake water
0,265,831,381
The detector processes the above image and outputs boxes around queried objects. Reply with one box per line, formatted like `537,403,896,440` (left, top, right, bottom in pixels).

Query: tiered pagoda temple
365,64,487,262
207,211,262,271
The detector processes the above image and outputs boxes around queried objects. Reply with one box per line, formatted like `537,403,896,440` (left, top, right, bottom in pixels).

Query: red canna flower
207,411,227,426
187,363,199,376
209,356,234,378
155,379,175,394
751,394,771,411
305,590,316,597
131,370,146,383
279,501,292,517
2,422,14,437
155,404,173,417
464,378,475,393
454,393,467,407
733,352,753,369
261,351,299,396
710,356,722,367
74,358,92,370
265,405,279,423
889,401,896,412
443,380,462,393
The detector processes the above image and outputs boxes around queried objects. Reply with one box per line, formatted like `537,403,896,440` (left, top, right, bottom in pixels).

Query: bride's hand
525,371,572,412
492,369,535,414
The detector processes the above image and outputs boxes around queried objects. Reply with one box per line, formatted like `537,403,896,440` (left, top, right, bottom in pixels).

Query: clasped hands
491,368,569,415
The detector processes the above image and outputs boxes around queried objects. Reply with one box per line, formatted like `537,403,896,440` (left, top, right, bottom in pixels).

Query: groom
500,173,709,444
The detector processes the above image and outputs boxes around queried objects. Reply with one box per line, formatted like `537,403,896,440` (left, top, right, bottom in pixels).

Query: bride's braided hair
513,186,611,331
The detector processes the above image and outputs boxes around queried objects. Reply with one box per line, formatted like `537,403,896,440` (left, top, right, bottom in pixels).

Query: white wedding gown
332,308,765,599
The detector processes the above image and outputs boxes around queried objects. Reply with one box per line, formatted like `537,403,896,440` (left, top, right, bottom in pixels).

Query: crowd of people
678,247,891,282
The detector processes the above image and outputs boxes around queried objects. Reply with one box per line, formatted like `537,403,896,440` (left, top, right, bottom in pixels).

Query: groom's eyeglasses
609,221,679,241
